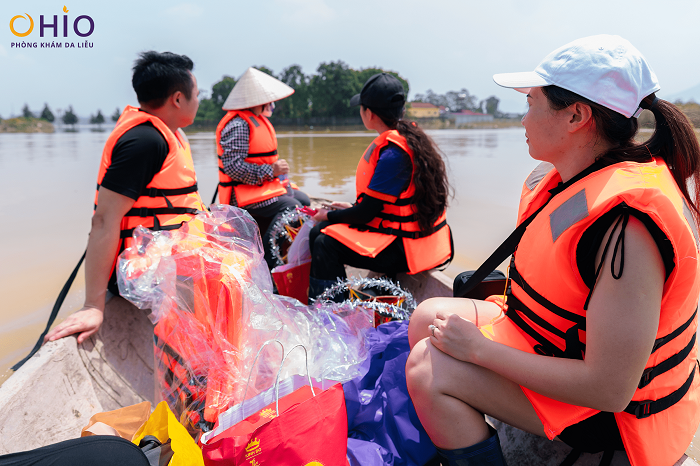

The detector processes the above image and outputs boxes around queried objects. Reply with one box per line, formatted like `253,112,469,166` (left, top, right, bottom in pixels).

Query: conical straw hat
222,67,295,110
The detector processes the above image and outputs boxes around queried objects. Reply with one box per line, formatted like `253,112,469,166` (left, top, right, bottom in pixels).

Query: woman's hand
313,208,329,222
44,307,104,345
430,310,486,363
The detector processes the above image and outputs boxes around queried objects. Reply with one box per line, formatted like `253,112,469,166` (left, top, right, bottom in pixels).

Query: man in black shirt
45,51,203,344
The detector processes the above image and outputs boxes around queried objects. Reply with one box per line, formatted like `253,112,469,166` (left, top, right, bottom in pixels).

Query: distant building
406,102,439,119
449,109,494,125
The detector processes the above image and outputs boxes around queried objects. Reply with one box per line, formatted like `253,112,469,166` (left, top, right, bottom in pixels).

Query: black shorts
557,411,624,453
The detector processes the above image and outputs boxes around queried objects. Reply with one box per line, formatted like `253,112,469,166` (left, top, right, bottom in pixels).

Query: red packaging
202,384,348,466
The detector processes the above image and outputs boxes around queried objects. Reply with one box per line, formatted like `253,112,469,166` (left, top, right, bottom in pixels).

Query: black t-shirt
99,122,169,200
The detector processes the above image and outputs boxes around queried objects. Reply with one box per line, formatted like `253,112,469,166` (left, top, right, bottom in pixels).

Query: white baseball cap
493,35,660,118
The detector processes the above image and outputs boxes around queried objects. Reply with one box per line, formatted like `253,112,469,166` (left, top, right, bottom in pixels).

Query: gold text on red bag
245,437,262,460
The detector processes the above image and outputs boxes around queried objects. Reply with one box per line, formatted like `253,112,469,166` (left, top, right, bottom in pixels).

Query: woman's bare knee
408,300,436,348
408,297,456,347
406,338,431,396
406,339,493,448
407,338,547,440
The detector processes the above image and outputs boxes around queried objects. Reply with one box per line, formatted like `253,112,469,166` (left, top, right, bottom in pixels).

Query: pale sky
2,0,699,118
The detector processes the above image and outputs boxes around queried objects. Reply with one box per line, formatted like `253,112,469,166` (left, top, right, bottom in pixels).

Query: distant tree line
195,61,410,124
19,103,102,128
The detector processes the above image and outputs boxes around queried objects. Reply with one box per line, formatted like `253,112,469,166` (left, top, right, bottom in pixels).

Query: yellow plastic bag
132,401,204,466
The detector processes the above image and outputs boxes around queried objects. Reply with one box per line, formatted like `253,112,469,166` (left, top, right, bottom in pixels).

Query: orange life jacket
95,106,205,268
322,130,452,274
215,110,288,207
139,218,248,427
484,158,700,466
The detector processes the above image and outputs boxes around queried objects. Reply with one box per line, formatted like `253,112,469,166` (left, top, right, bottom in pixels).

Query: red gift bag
271,260,312,304
201,383,347,465
201,342,348,465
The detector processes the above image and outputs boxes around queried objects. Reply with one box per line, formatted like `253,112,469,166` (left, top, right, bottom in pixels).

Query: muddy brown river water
0,127,537,379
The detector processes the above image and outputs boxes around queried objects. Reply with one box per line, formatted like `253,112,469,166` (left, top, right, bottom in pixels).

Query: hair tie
640,94,659,111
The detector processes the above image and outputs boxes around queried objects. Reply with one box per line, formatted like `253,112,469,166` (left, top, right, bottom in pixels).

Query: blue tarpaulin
344,320,437,466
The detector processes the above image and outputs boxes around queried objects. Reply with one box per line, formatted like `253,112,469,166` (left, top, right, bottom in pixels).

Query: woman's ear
568,102,594,133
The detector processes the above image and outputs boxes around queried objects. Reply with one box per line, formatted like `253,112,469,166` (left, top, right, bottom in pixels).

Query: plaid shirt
219,116,278,208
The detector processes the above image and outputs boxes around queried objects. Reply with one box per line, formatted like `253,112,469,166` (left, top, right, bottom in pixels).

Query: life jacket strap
246,149,278,158
124,207,200,217
376,211,418,223
217,150,279,166
97,183,199,197
508,283,698,389
142,184,199,197
357,192,413,207
154,334,212,431
510,264,587,327
120,222,185,239
505,294,584,360
625,364,697,419
217,167,281,188
639,332,696,389
353,218,448,239
393,197,413,206
452,197,555,298
652,307,697,353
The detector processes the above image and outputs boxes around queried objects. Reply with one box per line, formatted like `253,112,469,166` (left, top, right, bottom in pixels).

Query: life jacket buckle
639,367,654,388
634,399,653,419
146,187,160,197
533,344,555,357
651,337,665,353
136,207,150,217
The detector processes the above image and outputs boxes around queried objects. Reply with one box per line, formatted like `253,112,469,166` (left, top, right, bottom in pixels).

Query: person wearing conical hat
214,67,310,269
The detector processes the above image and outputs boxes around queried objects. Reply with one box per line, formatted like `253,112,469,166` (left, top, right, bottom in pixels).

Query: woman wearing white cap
214,67,310,269
406,35,700,466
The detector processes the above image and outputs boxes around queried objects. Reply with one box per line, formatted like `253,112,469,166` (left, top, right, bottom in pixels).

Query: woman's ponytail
395,119,452,232
640,95,700,220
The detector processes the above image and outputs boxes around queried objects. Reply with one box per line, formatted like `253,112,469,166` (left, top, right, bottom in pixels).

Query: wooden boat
0,267,697,465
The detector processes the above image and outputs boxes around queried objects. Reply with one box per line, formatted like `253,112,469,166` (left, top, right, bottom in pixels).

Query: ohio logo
10,5,95,37
9,6,94,49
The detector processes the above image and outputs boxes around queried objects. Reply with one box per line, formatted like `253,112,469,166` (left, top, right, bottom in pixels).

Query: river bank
0,118,54,133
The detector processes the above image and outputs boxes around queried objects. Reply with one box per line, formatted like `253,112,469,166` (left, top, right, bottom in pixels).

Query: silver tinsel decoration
268,208,311,267
313,276,417,321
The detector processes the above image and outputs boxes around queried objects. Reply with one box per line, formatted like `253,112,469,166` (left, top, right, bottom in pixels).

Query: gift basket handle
274,344,316,416
240,339,285,411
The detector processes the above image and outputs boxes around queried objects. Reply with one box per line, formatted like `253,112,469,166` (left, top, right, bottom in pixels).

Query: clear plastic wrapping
117,205,372,435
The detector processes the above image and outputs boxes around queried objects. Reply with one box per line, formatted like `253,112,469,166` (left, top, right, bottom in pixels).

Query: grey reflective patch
362,143,376,162
550,189,589,242
525,162,555,191
249,116,260,127
682,198,700,249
